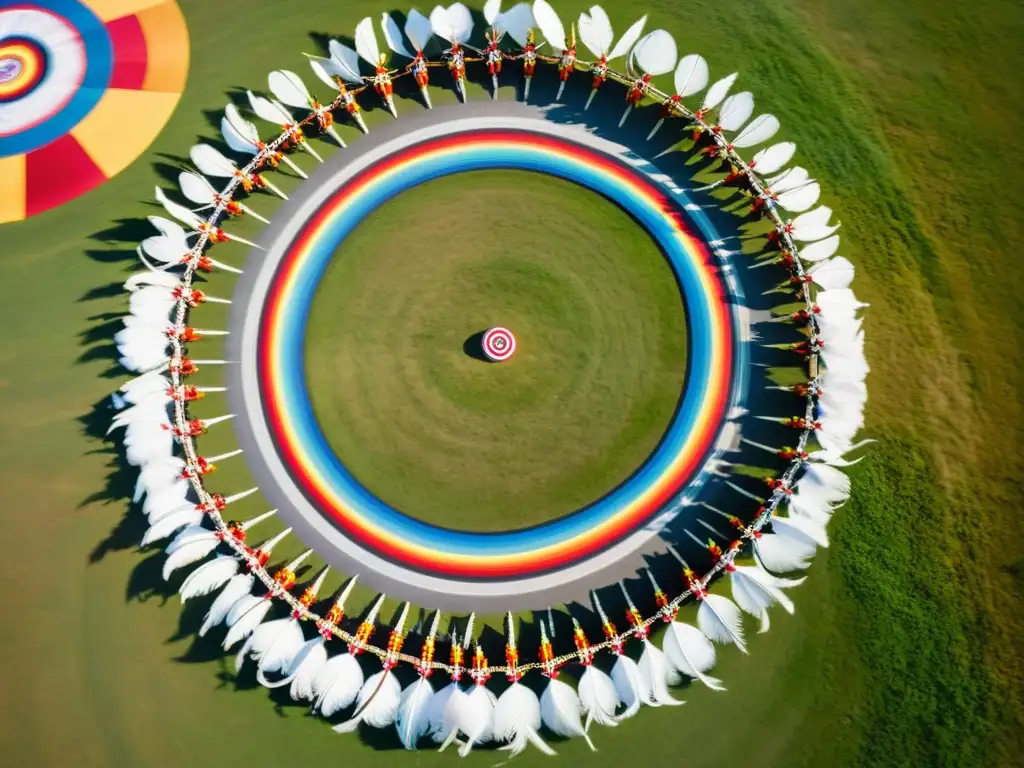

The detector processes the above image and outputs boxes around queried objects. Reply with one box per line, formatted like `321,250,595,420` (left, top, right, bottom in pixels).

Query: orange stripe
136,0,190,93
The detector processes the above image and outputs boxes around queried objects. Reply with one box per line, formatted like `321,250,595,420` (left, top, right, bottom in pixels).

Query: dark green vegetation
0,1,1020,766
305,170,687,529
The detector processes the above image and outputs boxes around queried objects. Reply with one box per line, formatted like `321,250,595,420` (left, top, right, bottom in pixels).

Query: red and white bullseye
482,326,516,362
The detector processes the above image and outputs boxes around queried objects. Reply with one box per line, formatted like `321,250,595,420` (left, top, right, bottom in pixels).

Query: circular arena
105,0,870,756
225,103,748,610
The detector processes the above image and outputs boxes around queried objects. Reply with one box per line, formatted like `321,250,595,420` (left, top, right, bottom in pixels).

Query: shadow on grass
89,217,156,246
461,329,493,362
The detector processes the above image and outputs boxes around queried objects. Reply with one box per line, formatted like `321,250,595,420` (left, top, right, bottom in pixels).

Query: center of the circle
481,326,517,362
0,57,22,84
304,169,688,532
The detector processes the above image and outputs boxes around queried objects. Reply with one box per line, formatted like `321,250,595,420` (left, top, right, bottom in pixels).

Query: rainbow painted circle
228,113,746,608
0,0,189,223
482,326,517,362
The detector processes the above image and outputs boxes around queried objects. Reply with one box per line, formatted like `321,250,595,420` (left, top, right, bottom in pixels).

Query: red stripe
105,15,148,90
25,135,107,217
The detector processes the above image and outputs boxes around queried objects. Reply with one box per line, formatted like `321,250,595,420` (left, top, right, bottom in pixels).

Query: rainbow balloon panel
0,0,189,223
258,130,737,580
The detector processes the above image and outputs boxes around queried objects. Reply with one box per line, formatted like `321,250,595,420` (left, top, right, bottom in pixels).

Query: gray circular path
225,100,750,613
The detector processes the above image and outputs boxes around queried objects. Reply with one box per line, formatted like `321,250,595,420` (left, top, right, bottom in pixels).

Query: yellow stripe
137,1,190,93
70,88,181,177
83,0,169,22
0,155,26,224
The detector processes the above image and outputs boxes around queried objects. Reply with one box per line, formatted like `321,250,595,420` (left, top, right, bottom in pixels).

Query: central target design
482,326,517,362
0,38,49,104
228,112,745,607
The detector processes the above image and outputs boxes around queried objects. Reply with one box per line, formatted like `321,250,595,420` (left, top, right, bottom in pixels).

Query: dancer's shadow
461,330,492,362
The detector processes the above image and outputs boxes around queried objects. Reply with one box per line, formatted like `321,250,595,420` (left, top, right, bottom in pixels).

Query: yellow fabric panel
138,1,191,93
84,0,169,23
0,155,27,224
70,89,182,177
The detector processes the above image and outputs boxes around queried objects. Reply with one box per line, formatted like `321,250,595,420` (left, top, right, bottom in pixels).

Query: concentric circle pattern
0,37,50,105
228,110,745,605
0,0,189,223
482,326,516,361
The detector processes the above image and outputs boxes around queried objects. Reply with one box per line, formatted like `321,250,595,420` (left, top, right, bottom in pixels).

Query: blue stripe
271,141,740,557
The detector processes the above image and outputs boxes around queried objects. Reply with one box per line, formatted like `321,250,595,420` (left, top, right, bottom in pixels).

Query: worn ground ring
227,103,745,610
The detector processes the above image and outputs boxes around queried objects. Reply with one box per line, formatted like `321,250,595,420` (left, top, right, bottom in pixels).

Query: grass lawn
306,169,687,530
0,1,1020,767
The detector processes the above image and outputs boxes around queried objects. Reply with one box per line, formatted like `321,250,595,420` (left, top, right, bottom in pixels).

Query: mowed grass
306,170,687,529
0,1,1020,767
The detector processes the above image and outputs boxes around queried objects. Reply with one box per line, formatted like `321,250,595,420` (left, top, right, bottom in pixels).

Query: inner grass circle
304,169,688,532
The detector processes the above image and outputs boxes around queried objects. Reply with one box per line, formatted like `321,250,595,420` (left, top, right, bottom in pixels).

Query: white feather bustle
610,653,642,720
495,682,555,756
540,676,595,751
439,683,496,756
235,616,306,676
396,675,435,750
180,555,240,602
222,594,272,649
662,621,725,691
637,640,683,706
755,531,817,573
697,593,747,653
256,636,327,697
334,669,402,732
313,652,364,716
427,682,465,744
730,565,805,632
199,573,253,636
577,664,620,730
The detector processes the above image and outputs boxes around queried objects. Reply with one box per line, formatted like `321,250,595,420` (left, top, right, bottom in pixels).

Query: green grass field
306,170,687,529
1,1,1021,766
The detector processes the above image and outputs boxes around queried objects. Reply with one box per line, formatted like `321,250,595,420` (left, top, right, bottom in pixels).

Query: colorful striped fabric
0,0,188,223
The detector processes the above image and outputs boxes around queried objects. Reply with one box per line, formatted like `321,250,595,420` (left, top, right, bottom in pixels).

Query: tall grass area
0,0,1019,766
779,0,1024,762
831,436,1003,766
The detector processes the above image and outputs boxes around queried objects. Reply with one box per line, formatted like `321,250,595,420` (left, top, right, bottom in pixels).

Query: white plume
540,676,595,751
637,640,683,706
730,565,805,633
577,664,620,729
697,593,747,653
396,675,435,750
180,555,240,602
222,594,274,650
662,621,725,691
495,682,554,756
610,654,642,720
199,573,253,636
314,652,364,716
